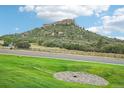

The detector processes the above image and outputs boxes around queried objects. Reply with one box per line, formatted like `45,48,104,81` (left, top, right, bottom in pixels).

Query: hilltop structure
54,19,75,25
43,19,75,29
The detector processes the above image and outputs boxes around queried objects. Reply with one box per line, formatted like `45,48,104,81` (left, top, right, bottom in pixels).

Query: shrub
3,41,10,46
37,40,44,46
15,41,31,49
102,44,124,54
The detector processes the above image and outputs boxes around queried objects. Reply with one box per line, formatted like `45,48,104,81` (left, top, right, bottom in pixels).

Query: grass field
0,54,124,88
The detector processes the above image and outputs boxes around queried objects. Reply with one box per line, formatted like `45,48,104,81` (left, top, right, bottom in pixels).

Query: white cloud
87,7,124,40
91,6,109,17
19,5,109,21
87,26,112,35
19,5,35,12
15,27,19,31
114,7,124,15
115,36,124,40
101,7,124,33
87,26,100,33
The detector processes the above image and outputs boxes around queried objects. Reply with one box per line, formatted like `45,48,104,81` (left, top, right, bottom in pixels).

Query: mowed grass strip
0,54,124,88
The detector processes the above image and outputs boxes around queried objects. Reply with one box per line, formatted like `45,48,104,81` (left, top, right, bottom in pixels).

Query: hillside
1,19,124,54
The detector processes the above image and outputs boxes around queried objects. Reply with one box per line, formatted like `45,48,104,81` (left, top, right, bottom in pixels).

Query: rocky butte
43,19,75,29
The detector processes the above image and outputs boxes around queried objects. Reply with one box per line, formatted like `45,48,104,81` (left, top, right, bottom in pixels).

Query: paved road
0,49,124,65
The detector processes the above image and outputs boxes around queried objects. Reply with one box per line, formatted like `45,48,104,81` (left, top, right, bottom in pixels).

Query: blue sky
0,5,124,40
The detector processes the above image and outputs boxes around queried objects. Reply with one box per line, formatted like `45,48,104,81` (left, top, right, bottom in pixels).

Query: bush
3,41,10,46
37,39,44,46
102,44,124,54
42,39,95,52
15,41,31,49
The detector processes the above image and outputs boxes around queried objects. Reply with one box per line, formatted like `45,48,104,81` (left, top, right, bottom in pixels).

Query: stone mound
54,71,109,86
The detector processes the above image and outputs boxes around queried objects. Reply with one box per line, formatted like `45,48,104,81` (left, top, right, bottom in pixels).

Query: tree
37,39,44,46
3,41,10,46
96,38,104,49
15,40,31,49
102,44,124,54
2,38,13,46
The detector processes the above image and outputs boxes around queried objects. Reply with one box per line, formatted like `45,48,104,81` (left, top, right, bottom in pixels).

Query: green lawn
0,54,124,88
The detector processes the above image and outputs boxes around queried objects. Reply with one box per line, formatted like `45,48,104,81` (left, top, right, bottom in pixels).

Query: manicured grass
0,54,124,88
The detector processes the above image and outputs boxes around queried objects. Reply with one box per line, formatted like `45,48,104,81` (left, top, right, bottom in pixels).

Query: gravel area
54,71,109,86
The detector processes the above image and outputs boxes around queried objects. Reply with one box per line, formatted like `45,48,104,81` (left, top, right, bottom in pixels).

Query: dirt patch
54,71,109,86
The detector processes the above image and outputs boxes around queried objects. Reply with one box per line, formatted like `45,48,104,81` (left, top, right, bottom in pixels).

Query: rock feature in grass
54,71,109,86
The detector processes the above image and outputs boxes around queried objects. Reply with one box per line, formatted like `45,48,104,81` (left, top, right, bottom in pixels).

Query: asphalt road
0,49,124,65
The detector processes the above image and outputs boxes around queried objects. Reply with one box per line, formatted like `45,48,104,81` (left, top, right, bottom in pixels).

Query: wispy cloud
15,27,19,31
87,7,124,40
19,5,110,21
